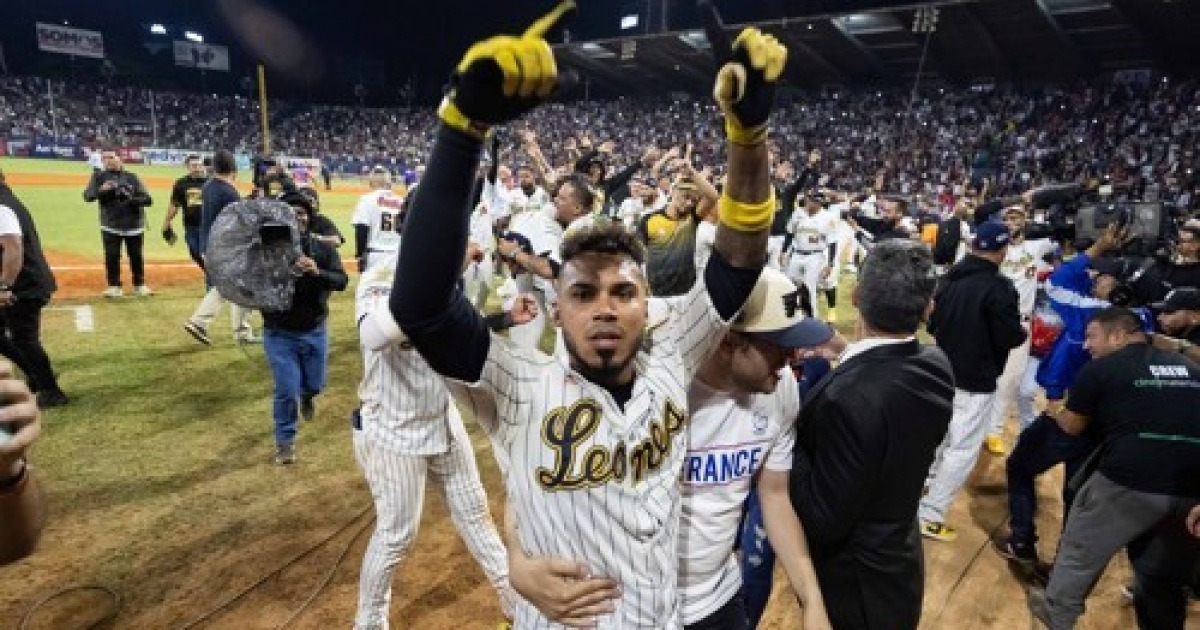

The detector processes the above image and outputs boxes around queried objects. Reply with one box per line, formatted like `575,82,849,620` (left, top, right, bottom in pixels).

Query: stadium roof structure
555,0,1200,96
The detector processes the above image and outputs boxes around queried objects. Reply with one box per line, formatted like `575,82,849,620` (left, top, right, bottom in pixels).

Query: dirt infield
8,172,183,190
46,251,205,299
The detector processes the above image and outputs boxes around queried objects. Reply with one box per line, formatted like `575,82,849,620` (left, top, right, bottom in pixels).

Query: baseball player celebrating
351,166,406,272
353,253,538,630
361,3,786,626
783,193,840,320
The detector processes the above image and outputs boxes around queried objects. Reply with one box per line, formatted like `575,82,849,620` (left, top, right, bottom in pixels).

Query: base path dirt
46,250,204,299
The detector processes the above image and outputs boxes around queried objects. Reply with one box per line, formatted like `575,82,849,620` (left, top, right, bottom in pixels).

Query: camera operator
1150,287,1200,363
1158,225,1200,290
82,149,154,298
1030,307,1200,630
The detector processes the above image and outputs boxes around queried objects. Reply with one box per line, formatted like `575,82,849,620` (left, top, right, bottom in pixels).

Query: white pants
463,255,495,311
987,322,1032,435
1017,356,1042,430
784,252,825,317
353,412,514,630
766,235,786,270
919,389,997,523
189,287,253,338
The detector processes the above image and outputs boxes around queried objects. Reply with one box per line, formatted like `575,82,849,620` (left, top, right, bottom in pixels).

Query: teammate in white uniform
496,174,592,351
353,254,536,630
351,166,406,272
679,268,833,629
783,194,840,319
984,205,1056,453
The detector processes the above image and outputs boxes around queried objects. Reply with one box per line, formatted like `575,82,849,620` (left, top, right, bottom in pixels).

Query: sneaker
985,434,1008,456
920,519,958,542
992,534,1038,565
36,389,69,408
133,285,154,296
183,321,212,345
300,394,315,422
102,286,123,298
274,444,296,465
1028,587,1052,627
827,308,839,324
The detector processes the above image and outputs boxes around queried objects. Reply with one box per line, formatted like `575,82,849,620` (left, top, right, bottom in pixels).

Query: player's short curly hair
559,221,646,267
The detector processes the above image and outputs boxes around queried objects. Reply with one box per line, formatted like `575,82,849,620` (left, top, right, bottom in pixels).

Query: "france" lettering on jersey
684,442,767,487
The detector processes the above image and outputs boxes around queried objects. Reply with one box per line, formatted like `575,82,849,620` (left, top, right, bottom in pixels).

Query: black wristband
0,459,27,492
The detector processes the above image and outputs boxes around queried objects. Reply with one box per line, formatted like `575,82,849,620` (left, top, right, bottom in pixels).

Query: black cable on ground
18,584,122,630
177,504,373,630
930,517,1009,627
272,512,376,629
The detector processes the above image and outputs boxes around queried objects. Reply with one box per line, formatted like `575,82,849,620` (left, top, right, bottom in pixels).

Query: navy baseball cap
1090,256,1127,278
733,268,834,349
1152,287,1200,313
972,220,1011,252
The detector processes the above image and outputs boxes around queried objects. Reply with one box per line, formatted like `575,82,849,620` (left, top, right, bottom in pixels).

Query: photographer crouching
82,150,154,298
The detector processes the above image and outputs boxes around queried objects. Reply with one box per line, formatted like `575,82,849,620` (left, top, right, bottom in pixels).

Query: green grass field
0,156,365,262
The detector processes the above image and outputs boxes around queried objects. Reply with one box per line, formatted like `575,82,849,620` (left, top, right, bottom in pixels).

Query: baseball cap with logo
972,220,1011,252
1151,287,1200,313
733,268,834,349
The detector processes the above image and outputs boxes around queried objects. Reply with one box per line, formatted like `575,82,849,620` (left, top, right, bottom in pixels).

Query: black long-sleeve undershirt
392,125,763,384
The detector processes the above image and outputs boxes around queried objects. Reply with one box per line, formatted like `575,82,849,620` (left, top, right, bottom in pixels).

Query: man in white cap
506,268,840,630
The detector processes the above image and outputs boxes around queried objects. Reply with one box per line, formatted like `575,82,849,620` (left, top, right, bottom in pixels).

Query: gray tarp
205,199,302,311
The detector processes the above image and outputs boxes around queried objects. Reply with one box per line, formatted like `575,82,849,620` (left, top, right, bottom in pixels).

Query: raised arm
388,2,572,382
700,6,788,320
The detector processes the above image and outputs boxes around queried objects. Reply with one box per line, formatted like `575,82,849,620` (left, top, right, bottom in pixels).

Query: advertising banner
30,139,83,160
143,148,211,166
36,23,105,59
116,146,144,165
173,41,230,72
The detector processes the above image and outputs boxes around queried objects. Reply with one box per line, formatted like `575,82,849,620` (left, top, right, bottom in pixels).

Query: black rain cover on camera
205,199,302,311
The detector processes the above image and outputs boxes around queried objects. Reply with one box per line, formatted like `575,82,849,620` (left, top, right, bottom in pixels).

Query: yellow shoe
920,519,958,542
827,307,838,324
985,434,1007,456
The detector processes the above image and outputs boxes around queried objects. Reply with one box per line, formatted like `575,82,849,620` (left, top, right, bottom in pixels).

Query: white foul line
45,305,95,333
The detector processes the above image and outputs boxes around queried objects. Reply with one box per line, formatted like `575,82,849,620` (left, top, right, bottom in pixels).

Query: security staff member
0,170,65,408
1031,307,1200,630
1150,287,1200,362
163,155,209,269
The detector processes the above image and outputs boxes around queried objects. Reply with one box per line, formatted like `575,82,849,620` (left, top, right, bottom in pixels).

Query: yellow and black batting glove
700,1,787,146
438,1,575,141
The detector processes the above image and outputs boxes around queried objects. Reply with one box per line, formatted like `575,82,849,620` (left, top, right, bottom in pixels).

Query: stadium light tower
184,31,204,43
150,24,167,35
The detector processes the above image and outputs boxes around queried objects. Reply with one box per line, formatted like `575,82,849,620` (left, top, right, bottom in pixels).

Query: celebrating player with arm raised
359,2,786,626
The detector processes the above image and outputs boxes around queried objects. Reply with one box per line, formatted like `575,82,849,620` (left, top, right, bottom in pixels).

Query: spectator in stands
82,149,153,298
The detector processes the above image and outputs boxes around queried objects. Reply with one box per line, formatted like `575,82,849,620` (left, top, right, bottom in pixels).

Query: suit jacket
790,339,954,630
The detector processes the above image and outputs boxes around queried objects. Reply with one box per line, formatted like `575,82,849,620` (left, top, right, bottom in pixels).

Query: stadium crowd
4,73,1195,210
4,74,1198,210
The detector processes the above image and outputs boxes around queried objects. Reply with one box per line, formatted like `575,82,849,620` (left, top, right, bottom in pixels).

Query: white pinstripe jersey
447,276,732,629
355,260,454,455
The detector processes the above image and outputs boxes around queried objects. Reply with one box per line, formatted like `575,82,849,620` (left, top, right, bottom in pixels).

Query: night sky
0,1,898,104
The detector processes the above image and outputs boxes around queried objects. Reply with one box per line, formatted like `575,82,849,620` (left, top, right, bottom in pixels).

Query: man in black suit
790,239,955,630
